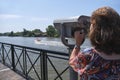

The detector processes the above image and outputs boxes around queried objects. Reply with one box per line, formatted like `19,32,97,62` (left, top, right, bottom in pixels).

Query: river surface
0,36,91,53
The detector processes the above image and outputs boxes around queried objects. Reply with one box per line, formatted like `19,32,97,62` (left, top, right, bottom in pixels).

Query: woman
69,6,120,80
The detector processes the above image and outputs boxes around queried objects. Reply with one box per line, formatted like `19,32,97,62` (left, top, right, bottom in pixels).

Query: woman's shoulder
82,47,120,60
83,47,93,52
81,47,94,55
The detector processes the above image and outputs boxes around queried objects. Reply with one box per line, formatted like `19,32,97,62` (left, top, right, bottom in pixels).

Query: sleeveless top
69,48,120,80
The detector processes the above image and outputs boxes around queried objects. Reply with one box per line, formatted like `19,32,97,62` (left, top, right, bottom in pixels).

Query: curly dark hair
89,6,120,55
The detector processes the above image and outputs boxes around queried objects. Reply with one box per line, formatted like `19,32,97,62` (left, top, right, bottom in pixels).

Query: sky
0,0,120,33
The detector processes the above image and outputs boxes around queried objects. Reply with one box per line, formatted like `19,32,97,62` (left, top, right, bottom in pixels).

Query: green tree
9,31,14,36
3,32,10,36
32,29,42,33
14,32,22,36
0,33,3,36
23,28,28,36
22,28,33,37
46,25,58,37
54,30,60,37
32,29,43,37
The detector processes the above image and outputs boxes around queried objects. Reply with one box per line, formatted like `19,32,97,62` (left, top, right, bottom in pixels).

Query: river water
0,36,91,53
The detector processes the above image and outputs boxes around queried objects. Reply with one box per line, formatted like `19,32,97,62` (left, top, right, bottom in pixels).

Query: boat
34,38,41,44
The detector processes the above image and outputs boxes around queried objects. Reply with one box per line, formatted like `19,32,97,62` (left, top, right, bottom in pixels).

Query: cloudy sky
0,0,120,33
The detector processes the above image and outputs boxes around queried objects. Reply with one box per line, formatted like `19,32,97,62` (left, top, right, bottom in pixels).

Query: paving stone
0,63,26,80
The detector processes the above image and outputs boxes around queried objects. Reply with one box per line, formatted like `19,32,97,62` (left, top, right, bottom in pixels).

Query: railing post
68,48,78,80
11,45,15,71
23,48,27,78
2,43,5,64
41,52,48,80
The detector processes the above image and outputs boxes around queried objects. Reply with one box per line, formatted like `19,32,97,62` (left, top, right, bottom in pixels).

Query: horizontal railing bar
15,48,40,55
0,42,69,56
10,46,41,55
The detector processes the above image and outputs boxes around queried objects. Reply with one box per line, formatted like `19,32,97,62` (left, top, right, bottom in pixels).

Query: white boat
34,38,41,44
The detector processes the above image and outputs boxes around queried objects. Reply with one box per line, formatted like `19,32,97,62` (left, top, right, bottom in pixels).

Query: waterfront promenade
0,63,26,80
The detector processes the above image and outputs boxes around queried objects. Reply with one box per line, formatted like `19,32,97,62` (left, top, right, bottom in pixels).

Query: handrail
0,42,68,55
0,42,70,80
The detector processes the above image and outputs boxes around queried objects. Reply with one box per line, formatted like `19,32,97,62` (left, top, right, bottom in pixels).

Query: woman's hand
74,30,85,46
69,30,85,68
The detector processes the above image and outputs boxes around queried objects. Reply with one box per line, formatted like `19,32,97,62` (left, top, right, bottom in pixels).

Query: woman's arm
69,30,85,69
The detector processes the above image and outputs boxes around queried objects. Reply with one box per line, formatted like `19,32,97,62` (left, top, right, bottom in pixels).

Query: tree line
0,25,60,37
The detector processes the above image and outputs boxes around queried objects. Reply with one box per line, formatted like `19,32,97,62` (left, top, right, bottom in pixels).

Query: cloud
0,14,22,19
31,17,50,22
0,14,51,22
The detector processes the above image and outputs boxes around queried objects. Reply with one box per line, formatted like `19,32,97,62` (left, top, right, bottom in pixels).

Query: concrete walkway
0,63,26,80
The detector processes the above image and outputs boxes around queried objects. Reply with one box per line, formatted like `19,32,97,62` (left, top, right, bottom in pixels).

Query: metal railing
0,42,70,80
